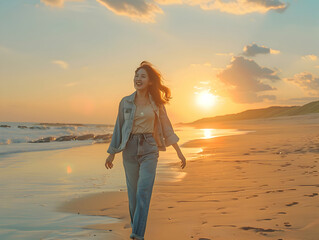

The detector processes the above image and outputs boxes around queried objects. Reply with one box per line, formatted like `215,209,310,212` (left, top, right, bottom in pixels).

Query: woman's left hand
177,151,186,169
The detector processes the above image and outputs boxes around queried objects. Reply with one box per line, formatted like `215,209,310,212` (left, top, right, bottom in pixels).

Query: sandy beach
3,1,319,239
56,113,319,240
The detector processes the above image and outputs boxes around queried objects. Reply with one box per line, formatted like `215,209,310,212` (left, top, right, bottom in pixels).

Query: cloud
40,0,84,7
216,56,280,103
285,72,319,96
184,0,289,15
242,43,280,57
41,0,289,22
301,54,318,61
96,0,164,23
52,60,69,69
154,0,182,4
41,0,63,7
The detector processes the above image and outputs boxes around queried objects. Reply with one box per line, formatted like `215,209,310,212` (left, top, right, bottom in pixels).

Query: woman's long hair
135,61,172,106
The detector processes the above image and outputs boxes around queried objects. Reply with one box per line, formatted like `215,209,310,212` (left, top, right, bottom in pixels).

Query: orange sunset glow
1,1,318,240
1,1,318,124
195,90,219,109
67,165,72,174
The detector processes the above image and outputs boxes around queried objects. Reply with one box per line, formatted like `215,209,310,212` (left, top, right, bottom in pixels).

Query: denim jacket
107,90,180,154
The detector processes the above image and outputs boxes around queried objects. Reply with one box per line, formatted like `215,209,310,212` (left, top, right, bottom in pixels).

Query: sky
0,0,319,125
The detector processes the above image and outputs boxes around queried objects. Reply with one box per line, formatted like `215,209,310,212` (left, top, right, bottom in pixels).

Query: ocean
0,121,113,156
0,121,252,239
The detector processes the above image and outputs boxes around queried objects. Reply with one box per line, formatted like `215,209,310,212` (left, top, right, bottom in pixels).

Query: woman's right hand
105,154,115,169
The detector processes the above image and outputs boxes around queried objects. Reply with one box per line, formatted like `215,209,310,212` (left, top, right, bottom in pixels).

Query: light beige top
131,103,155,134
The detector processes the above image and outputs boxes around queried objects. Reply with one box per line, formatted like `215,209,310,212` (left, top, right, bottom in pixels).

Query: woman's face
134,68,151,91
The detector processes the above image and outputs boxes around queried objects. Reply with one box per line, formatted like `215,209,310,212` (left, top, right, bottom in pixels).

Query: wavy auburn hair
135,61,172,107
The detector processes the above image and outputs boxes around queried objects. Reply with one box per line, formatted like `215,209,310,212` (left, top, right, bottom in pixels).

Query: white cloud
40,0,84,7
216,56,280,103
242,43,280,57
41,0,289,23
96,0,164,23
52,60,69,69
301,54,318,61
285,72,319,96
183,0,289,15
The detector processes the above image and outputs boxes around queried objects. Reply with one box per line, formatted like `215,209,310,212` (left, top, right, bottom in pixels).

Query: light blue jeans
122,132,159,240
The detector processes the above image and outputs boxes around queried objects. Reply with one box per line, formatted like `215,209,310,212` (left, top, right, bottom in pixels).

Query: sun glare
196,90,218,108
202,129,218,139
67,165,72,174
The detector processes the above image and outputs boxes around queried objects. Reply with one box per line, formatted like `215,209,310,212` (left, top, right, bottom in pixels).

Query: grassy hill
184,100,319,126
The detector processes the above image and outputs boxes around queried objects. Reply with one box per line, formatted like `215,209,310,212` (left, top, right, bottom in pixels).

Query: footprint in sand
216,207,226,210
284,222,291,227
240,226,283,234
213,224,236,227
277,211,286,214
260,184,269,187
256,218,273,221
265,189,284,193
304,193,318,197
280,163,292,167
259,206,269,210
286,201,298,206
246,194,258,199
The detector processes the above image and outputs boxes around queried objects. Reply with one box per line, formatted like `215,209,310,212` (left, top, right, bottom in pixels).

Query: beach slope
57,113,319,240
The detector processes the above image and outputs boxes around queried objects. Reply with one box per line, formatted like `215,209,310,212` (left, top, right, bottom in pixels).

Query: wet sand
57,113,319,240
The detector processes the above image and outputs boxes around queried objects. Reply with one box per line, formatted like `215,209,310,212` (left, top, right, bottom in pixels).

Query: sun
195,90,218,108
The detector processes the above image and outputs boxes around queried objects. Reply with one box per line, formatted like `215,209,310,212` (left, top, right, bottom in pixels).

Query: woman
105,61,186,240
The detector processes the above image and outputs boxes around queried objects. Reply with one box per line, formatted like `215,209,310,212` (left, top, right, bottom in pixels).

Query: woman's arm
172,142,182,154
159,104,180,147
159,104,186,168
172,142,186,169
107,98,124,155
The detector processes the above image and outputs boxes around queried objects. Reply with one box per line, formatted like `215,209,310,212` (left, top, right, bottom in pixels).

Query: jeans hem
130,232,144,240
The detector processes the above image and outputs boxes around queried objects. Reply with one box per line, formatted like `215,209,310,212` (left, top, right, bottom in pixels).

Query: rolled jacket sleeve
107,98,124,154
159,104,179,147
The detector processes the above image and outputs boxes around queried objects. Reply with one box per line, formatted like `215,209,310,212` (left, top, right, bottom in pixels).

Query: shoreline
56,114,319,240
